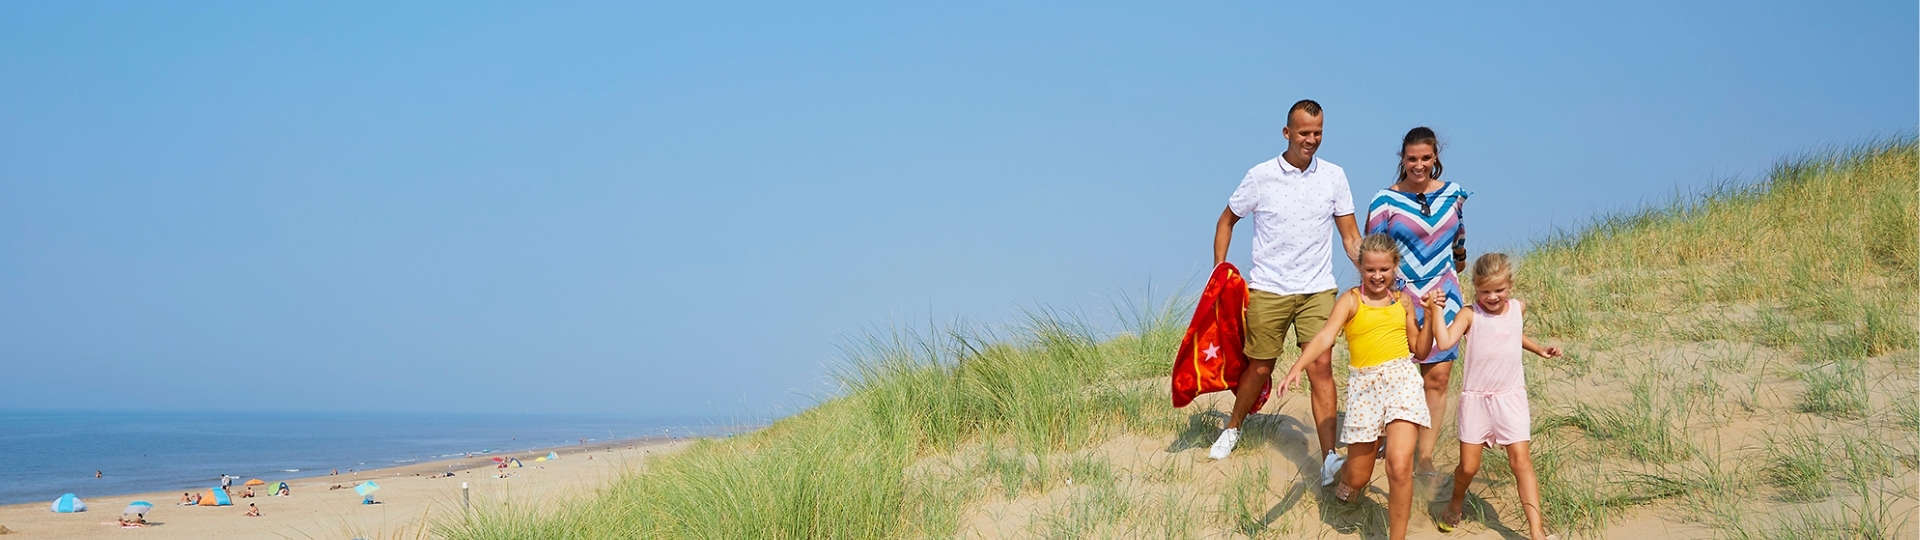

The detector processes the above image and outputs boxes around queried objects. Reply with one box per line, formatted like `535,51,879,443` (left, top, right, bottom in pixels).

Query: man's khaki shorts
1243,288,1337,360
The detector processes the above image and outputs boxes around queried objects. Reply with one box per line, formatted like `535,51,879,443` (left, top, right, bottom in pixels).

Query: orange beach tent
197,489,232,506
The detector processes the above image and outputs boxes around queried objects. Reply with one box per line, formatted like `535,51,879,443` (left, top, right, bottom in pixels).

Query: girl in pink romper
1423,253,1564,539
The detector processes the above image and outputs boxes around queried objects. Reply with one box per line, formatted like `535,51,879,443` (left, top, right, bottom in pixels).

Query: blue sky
1,2,1912,418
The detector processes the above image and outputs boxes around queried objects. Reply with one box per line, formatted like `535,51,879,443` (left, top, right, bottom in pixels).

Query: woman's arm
1278,292,1356,394
1452,197,1468,273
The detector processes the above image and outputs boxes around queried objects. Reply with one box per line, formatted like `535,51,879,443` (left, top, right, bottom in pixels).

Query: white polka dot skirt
1339,357,1432,444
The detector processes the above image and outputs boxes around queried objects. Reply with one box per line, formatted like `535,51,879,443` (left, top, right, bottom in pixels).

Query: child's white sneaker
1320,452,1347,486
1208,428,1241,460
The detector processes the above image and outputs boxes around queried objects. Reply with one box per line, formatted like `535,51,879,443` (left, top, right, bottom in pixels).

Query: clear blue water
0,409,753,505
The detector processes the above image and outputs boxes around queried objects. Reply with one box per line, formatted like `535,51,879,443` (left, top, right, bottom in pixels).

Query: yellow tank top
1345,291,1411,369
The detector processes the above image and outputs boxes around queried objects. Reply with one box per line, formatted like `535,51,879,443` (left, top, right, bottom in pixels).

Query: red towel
1170,262,1269,410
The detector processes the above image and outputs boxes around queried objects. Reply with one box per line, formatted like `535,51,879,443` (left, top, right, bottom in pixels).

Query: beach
0,438,693,539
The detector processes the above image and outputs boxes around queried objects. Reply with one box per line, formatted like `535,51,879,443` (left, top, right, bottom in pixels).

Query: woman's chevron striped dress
1366,182,1471,363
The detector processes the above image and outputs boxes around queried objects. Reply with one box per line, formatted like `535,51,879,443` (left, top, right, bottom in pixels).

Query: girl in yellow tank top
1344,290,1412,369
1276,234,1434,540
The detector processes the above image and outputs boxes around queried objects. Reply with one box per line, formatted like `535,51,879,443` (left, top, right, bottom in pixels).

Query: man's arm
1213,206,1240,265
1334,213,1361,266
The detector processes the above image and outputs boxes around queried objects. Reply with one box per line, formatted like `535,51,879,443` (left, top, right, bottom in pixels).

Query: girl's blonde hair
1472,253,1514,285
1360,234,1400,263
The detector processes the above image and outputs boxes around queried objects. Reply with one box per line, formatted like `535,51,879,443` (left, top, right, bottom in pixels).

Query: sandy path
0,438,693,539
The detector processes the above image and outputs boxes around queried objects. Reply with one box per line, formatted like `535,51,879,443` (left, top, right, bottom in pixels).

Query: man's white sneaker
1208,428,1241,460
1320,452,1347,486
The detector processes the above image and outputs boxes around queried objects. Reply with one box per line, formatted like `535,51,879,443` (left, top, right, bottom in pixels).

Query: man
1210,99,1362,487
220,474,232,492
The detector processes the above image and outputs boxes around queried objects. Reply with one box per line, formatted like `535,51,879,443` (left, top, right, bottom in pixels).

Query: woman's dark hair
1396,126,1443,182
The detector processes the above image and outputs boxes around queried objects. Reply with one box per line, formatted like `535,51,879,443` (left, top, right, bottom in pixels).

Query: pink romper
1457,299,1531,446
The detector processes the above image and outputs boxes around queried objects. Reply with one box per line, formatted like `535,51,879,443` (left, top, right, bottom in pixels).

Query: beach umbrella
122,501,154,515
49,493,86,513
534,456,547,462
244,478,266,486
354,481,381,497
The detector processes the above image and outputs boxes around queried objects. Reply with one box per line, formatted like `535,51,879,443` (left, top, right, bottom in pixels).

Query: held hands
1421,290,1444,314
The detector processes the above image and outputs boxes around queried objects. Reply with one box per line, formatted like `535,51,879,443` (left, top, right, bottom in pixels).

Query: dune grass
440,140,1916,539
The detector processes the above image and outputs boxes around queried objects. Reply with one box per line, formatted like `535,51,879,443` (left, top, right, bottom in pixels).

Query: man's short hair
1287,100,1322,123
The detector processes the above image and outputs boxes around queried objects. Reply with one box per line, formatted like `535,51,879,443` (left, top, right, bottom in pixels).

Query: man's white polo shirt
1227,155,1355,295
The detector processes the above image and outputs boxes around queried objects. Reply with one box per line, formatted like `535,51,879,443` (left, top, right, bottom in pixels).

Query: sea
0,409,756,506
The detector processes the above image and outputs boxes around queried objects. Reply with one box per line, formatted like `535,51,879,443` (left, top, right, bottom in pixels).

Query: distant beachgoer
242,486,255,498
221,474,233,492
189,492,202,505
331,468,339,476
178,492,192,505
95,470,103,479
277,484,290,496
1428,254,1562,539
245,503,260,517
1366,126,1472,474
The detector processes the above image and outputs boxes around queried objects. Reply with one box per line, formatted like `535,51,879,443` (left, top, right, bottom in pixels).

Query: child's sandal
1436,508,1462,533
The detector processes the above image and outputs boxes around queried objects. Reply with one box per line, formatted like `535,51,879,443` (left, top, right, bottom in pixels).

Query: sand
0,438,694,539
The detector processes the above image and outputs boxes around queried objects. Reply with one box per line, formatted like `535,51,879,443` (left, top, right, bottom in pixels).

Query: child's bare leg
1506,441,1548,539
1339,440,1379,500
1415,362,1453,473
1383,420,1419,540
1445,442,1483,525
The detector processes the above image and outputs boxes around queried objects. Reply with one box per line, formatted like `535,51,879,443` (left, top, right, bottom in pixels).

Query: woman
1366,126,1469,473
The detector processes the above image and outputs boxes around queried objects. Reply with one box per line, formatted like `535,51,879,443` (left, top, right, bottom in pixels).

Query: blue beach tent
50,493,87,513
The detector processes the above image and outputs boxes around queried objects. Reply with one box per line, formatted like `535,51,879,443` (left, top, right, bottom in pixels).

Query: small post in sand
461,482,470,512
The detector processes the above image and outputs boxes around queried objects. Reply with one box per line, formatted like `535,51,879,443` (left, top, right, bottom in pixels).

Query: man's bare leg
1210,357,1276,459
1225,358,1277,428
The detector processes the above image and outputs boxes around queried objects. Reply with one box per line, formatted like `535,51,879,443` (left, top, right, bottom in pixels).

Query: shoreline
0,435,713,538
